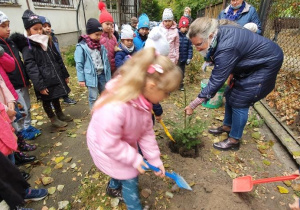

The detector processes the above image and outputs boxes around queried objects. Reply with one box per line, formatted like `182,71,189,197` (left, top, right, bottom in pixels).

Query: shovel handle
142,160,173,178
252,174,299,185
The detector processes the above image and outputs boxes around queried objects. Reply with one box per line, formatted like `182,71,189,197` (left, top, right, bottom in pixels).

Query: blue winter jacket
74,40,111,88
178,30,193,63
133,31,146,51
218,2,262,34
199,25,283,108
115,43,137,69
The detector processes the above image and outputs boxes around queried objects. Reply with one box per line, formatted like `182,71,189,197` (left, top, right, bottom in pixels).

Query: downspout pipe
76,0,82,36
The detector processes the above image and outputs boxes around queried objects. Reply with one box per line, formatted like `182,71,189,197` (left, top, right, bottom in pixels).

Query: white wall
0,0,99,45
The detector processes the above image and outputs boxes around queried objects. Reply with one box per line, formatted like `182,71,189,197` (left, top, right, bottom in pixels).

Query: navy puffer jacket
199,25,283,108
178,30,193,62
115,43,136,69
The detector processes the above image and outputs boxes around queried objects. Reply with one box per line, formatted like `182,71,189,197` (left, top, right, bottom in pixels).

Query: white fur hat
145,26,169,56
0,11,9,25
162,8,174,21
121,24,134,39
243,22,258,33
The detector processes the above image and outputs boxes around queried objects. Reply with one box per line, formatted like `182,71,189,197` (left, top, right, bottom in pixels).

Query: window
32,0,74,8
0,0,18,5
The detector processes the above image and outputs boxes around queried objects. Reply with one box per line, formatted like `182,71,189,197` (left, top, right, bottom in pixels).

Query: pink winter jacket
87,78,163,180
100,32,118,73
160,21,179,64
0,53,18,100
0,102,17,156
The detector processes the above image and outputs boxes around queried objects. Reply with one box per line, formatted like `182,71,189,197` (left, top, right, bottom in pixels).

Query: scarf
121,43,135,53
27,34,49,51
225,1,246,21
81,35,101,51
139,34,148,41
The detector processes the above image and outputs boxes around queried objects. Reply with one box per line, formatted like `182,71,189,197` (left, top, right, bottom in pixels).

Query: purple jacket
100,32,118,73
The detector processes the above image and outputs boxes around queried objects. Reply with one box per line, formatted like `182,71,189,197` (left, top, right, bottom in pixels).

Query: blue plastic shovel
143,161,192,191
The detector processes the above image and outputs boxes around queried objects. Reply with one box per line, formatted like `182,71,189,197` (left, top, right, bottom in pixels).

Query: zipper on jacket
46,47,68,95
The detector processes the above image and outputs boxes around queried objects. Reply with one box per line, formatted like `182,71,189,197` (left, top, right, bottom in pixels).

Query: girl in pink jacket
160,8,180,64
98,1,118,73
87,48,182,210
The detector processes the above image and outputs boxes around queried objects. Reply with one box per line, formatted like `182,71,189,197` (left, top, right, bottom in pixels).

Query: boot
14,152,36,165
50,116,68,128
56,112,73,122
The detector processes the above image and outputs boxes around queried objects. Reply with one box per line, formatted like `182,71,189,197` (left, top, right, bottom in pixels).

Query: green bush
172,115,206,149
64,45,76,67
185,49,204,84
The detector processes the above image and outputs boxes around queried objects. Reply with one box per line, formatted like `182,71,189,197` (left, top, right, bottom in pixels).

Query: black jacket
200,25,283,108
19,33,70,101
0,35,30,90
0,152,30,209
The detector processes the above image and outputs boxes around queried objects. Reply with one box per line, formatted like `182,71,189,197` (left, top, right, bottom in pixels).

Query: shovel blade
232,176,253,192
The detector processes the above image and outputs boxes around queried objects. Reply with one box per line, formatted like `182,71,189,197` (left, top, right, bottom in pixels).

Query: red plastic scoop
232,174,299,192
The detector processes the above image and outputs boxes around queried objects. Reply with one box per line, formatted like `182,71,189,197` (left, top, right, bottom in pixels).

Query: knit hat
121,24,134,39
0,11,9,25
145,26,169,56
22,10,42,30
137,13,150,30
39,16,51,26
178,16,189,28
131,17,138,24
98,1,114,24
162,8,174,21
86,18,103,34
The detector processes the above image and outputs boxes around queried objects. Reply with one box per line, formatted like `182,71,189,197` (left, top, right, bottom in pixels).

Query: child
133,13,150,51
74,18,111,109
178,16,193,91
159,8,179,64
21,10,72,128
39,15,77,105
98,1,118,73
87,48,182,210
0,11,41,140
115,24,136,68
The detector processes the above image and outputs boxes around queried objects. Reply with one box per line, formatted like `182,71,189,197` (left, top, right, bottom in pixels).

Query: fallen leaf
92,172,100,179
291,183,300,191
165,191,174,198
58,201,69,209
226,169,237,179
55,142,62,147
252,132,261,139
55,156,65,163
64,157,73,163
54,163,63,169
48,186,56,195
36,116,44,120
57,185,64,192
63,152,69,156
70,163,76,169
277,186,289,194
283,180,292,187
141,188,151,198
262,160,271,166
42,177,54,185
110,198,119,208
42,167,52,175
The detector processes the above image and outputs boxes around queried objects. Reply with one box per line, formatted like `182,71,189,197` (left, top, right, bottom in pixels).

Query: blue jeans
87,72,107,109
109,177,142,210
223,101,249,140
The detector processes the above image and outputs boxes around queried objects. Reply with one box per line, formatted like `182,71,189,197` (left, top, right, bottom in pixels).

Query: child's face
89,31,103,41
122,39,133,48
0,21,10,39
143,80,170,104
180,27,188,33
163,20,173,29
42,23,51,35
102,22,113,33
28,24,43,36
138,27,149,36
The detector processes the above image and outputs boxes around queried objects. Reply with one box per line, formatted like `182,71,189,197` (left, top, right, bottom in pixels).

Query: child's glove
0,46,4,57
186,59,191,65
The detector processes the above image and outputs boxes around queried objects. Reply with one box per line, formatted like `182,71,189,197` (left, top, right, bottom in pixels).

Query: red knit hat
98,1,114,24
178,16,189,28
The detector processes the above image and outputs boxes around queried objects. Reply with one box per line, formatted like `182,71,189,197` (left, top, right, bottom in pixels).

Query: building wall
0,0,99,47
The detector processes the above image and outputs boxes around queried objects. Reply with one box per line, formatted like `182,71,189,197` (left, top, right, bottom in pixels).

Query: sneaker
63,97,77,105
17,207,34,210
24,188,48,201
26,125,41,138
106,183,123,201
21,129,36,140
